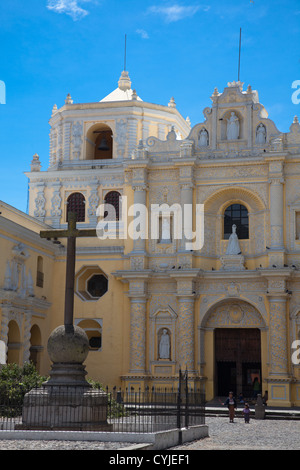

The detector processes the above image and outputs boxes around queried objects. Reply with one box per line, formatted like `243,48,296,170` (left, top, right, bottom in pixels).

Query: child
243,403,250,423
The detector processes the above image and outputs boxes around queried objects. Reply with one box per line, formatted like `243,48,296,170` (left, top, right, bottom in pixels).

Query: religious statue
226,112,239,140
198,128,209,147
226,224,242,255
159,329,170,359
256,123,267,144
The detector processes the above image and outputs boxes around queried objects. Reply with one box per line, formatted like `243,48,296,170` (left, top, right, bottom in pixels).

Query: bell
98,137,109,151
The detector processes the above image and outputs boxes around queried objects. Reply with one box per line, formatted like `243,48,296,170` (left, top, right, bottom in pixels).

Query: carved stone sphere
47,324,89,364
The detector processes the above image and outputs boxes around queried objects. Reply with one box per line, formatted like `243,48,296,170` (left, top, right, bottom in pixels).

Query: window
75,266,108,301
36,256,44,288
224,204,249,239
67,192,85,222
87,274,108,299
104,191,121,221
76,319,102,351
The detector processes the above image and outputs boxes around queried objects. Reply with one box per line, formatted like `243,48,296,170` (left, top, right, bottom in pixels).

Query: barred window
104,191,121,221
67,192,85,222
224,204,249,239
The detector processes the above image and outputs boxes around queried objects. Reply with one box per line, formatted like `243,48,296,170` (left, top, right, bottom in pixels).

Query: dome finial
118,70,132,91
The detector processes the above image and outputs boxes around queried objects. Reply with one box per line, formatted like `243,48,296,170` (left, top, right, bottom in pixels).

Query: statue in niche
226,112,239,140
198,128,209,147
159,329,170,359
226,224,242,255
256,123,267,144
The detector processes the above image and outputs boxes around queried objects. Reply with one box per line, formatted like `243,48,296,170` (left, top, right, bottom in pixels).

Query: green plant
0,362,47,417
87,379,128,418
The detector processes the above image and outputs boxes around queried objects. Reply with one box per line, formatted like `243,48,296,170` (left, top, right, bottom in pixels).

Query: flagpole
124,34,127,71
238,27,242,82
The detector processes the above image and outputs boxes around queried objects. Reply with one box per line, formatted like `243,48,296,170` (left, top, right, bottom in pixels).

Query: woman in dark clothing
223,391,237,423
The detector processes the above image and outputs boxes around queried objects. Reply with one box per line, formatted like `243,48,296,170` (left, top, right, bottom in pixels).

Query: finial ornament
65,93,73,105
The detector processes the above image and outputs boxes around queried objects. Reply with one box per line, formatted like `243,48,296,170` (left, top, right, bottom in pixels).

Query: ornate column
210,88,219,150
129,297,147,374
34,182,46,221
63,121,71,161
127,117,138,158
0,305,10,363
23,310,32,363
50,180,62,228
247,101,253,147
129,164,148,271
87,178,100,227
266,274,292,406
177,297,195,372
269,296,288,376
175,163,195,264
266,156,285,267
174,277,197,376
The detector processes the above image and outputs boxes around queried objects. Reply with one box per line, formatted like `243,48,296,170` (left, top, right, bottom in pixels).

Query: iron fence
106,386,205,433
0,381,205,433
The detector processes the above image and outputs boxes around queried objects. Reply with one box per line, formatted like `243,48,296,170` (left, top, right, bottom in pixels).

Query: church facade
1,71,300,407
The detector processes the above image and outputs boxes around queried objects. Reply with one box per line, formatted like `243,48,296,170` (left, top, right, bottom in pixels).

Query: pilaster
266,156,286,267
265,272,293,406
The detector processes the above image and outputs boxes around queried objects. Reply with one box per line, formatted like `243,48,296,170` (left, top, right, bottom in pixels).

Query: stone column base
18,385,111,431
266,377,293,407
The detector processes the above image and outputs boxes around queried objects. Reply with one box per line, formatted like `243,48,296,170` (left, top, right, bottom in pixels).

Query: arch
7,320,21,365
76,319,102,350
200,298,266,330
200,298,265,397
86,123,113,160
204,186,266,214
104,191,121,221
67,192,85,222
29,324,42,371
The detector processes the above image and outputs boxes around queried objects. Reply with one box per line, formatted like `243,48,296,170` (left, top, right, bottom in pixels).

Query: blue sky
0,0,299,213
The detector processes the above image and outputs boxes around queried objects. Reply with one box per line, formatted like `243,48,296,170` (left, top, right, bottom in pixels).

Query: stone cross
40,212,96,326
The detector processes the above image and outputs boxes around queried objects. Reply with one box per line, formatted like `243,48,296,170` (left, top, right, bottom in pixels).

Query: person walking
223,391,237,423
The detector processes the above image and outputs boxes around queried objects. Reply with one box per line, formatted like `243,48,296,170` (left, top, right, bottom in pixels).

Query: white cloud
148,4,208,23
46,0,92,21
136,29,149,39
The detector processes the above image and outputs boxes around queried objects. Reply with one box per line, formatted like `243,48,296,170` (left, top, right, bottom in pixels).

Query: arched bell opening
86,123,113,160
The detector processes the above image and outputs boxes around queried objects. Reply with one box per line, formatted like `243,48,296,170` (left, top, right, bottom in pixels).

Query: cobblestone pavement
0,416,299,450
0,439,135,450
171,416,300,450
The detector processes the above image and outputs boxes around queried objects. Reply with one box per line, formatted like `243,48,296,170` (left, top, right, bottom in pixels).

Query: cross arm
40,229,97,239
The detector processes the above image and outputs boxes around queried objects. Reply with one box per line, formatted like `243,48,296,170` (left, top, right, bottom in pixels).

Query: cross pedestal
19,213,111,430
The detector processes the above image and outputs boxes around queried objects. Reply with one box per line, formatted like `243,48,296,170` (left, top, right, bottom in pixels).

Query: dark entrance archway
215,328,261,397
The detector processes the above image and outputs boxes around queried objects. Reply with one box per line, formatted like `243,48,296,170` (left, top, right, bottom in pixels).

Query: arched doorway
7,320,21,365
29,325,42,372
215,328,261,397
202,299,266,399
